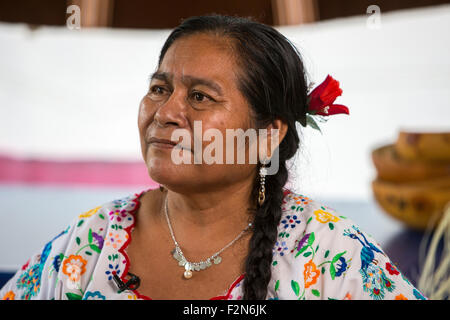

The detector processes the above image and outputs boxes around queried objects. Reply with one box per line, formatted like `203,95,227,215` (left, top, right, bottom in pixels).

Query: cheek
138,96,155,135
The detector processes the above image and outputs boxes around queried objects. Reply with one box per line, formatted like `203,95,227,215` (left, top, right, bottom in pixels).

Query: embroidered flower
105,263,121,281
62,255,87,289
104,232,126,249
273,241,289,257
293,196,310,205
314,209,340,224
335,257,348,277
281,215,301,229
91,231,104,250
385,262,400,275
79,206,101,219
2,290,15,300
297,233,311,251
109,209,127,222
83,291,106,300
303,259,320,288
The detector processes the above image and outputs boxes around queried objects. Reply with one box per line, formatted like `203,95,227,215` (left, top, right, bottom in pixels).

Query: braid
243,160,289,300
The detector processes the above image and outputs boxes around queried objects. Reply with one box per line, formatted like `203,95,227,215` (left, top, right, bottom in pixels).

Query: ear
259,119,288,161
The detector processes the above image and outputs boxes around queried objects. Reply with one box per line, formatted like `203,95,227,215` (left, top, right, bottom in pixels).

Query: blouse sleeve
272,192,428,301
300,204,428,300
0,218,78,300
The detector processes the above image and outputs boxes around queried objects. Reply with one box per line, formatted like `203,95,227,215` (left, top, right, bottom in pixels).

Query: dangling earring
258,163,267,206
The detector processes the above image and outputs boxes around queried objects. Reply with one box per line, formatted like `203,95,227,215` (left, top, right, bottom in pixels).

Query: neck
170,178,254,224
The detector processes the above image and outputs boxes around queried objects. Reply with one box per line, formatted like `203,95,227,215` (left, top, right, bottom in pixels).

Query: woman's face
138,33,258,193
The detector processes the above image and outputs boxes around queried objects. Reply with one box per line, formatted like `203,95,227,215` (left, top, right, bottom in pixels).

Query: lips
149,137,178,149
148,137,192,152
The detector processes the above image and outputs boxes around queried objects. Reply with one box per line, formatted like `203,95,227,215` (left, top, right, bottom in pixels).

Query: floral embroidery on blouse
0,189,427,300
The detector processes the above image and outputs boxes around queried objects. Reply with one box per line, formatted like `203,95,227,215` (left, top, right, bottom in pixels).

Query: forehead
158,33,239,86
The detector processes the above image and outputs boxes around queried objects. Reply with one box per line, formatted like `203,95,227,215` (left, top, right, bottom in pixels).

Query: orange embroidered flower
314,209,339,224
343,292,352,300
303,259,320,288
105,232,127,249
62,255,87,283
79,206,101,219
2,290,15,300
395,294,408,300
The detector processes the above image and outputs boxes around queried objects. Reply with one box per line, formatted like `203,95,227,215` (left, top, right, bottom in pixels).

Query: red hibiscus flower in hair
305,75,349,131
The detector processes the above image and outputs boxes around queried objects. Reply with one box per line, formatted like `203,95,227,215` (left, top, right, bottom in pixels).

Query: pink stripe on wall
0,154,159,188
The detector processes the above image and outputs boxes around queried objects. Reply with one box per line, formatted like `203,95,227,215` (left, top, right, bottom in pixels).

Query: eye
150,85,166,95
190,91,213,103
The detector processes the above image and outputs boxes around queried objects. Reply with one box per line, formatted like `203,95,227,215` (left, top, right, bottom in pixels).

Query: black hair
158,15,309,300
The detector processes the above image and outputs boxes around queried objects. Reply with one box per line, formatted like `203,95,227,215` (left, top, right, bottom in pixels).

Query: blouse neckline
118,188,245,300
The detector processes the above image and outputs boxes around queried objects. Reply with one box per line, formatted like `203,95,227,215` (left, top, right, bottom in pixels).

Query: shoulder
267,189,425,300
1,190,147,300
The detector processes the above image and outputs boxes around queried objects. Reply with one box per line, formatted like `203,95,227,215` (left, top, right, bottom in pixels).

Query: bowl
371,144,450,183
395,131,450,162
372,177,450,230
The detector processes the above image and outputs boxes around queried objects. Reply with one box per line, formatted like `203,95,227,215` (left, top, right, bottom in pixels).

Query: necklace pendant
183,263,193,279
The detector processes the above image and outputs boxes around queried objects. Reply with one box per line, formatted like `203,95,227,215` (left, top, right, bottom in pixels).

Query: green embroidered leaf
307,232,315,246
328,222,334,230
90,244,101,253
66,292,83,300
275,280,280,292
315,245,319,252
291,205,296,210
306,217,312,224
321,267,326,274
332,251,347,264
330,264,336,280
272,261,278,266
88,229,93,244
99,213,105,220
291,280,300,296
303,251,312,258
324,250,330,258
85,251,92,256
311,289,320,297
77,220,84,227
75,237,81,246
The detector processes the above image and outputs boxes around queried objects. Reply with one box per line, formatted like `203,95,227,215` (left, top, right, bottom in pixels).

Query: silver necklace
163,195,252,279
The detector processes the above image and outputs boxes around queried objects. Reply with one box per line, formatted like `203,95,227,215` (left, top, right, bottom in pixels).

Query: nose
154,89,188,128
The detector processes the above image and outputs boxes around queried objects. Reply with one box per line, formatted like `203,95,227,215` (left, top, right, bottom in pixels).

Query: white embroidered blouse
0,189,426,300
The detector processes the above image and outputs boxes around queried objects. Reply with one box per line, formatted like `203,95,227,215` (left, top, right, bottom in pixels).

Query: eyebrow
150,71,223,96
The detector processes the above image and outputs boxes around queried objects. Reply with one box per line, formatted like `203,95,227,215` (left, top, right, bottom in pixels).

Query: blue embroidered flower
105,263,121,281
274,241,288,257
335,257,348,277
83,291,106,300
281,215,301,229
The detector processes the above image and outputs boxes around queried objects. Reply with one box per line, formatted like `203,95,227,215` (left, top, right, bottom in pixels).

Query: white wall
1,5,449,201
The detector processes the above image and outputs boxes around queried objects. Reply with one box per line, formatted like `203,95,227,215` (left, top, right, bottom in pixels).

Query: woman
1,15,426,300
